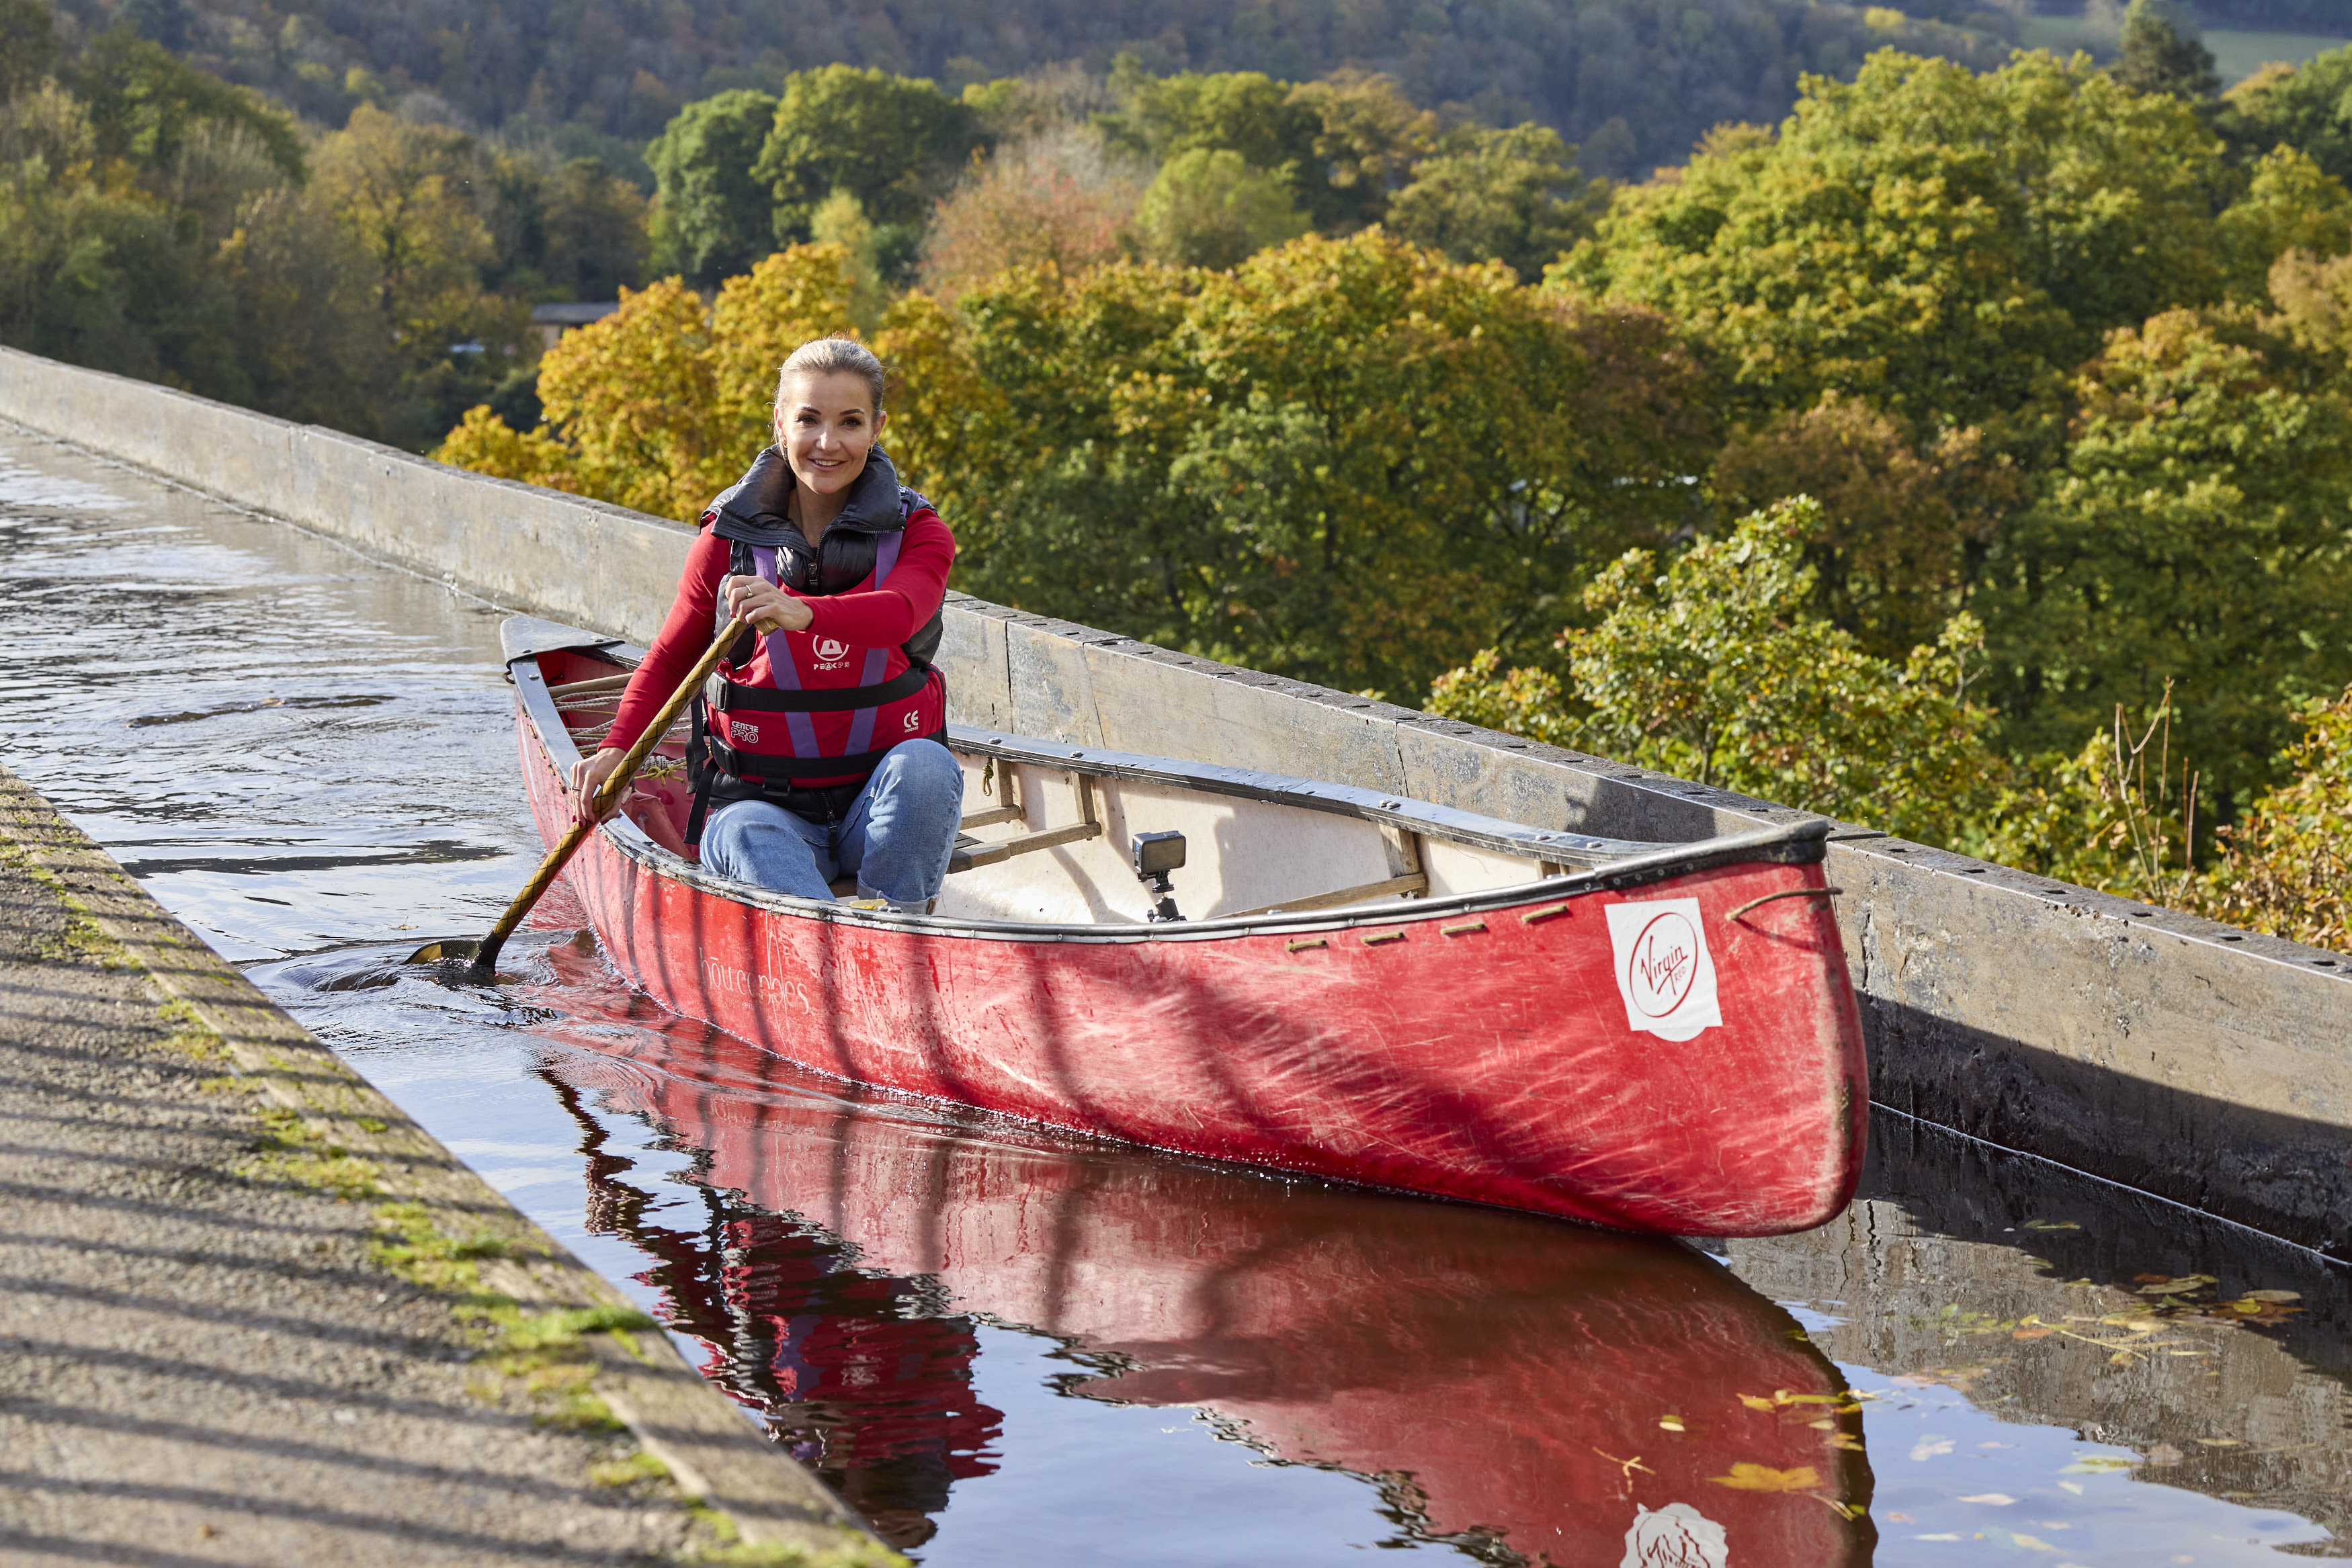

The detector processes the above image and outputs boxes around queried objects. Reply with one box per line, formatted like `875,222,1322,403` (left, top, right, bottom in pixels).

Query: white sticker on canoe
1604,898,1721,1042
1620,1502,1728,1568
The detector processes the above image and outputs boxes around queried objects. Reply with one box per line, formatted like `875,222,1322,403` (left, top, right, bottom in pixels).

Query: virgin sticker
1603,898,1722,1042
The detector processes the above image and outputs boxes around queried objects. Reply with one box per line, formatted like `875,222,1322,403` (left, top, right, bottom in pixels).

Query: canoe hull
515,695,1868,1236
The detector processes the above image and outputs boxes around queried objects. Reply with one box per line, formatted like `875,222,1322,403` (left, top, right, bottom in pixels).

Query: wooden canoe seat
948,822,1101,873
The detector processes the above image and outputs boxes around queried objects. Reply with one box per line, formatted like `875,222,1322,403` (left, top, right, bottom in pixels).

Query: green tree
1554,51,2232,435
1387,124,1594,282
312,106,532,447
646,90,780,288
2114,0,2219,102
0,0,54,101
2220,46,2352,187
1712,394,2024,661
1427,497,2010,848
1097,62,1316,193
2196,683,2352,954
1134,148,1309,270
1285,71,1435,230
882,230,1715,695
1980,308,2352,814
71,25,303,182
539,158,650,300
752,66,981,247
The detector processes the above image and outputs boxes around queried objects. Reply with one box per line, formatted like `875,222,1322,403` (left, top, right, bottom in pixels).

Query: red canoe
546,1022,1877,1565
508,615,1868,1236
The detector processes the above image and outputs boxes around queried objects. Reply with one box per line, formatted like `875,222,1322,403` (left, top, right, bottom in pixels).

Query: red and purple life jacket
683,447,946,840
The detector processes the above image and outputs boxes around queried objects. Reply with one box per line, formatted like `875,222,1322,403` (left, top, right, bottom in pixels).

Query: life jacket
683,445,947,842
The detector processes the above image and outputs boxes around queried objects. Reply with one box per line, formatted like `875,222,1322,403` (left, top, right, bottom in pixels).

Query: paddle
409,615,750,980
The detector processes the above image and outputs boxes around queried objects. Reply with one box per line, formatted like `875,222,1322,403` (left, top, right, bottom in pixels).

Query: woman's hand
723,574,813,636
569,747,629,828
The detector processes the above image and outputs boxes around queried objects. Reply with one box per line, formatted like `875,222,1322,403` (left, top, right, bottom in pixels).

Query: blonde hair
775,337,886,420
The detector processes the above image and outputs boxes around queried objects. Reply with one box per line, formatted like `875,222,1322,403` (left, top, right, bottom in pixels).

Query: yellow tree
311,105,491,329
435,247,859,523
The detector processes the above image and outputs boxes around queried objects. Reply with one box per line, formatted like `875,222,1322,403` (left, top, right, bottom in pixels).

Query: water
3,423,2347,1565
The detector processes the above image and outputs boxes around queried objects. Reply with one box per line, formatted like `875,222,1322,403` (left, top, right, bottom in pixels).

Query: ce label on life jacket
1603,898,1722,1042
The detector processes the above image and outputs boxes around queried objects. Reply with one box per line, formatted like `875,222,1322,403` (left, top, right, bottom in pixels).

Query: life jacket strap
703,664,931,714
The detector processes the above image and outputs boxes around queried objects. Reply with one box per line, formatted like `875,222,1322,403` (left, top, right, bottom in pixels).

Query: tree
2114,0,2220,102
539,158,650,299
71,25,304,183
1098,62,1436,233
1387,124,1594,282
0,0,54,101
646,90,782,289
2197,683,2352,955
1134,149,1309,270
1285,71,1435,230
879,230,1714,696
2220,46,2352,187
312,105,491,328
1554,52,2232,436
437,247,860,522
1427,497,2011,848
1712,395,2023,661
1978,308,2352,813
1097,62,1316,193
753,67,981,246
919,126,1146,302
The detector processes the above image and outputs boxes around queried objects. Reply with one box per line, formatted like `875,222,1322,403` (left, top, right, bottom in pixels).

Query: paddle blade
404,937,480,964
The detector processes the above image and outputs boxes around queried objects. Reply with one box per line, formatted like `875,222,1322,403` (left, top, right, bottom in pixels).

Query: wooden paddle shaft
473,615,750,966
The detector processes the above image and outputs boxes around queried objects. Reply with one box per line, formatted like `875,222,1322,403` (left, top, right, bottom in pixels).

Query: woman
569,338,962,912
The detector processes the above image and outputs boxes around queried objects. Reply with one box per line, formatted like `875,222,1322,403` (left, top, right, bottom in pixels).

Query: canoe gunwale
513,638,1834,945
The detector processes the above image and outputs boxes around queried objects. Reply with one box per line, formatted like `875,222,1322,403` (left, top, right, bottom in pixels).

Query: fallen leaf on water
2007,1534,2060,1551
2023,1220,2081,1231
2240,1289,2300,1303
1658,1415,1685,1432
1739,1395,1776,1411
2060,1458,2135,1474
2195,1438,2242,1447
2013,1327,2054,1340
2058,1482,2085,1495
1711,1463,1820,1493
1958,1493,2017,1506
1827,1432,1866,1451
1915,1534,1961,1541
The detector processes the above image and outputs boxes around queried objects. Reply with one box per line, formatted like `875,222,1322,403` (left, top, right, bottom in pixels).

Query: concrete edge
0,763,890,1560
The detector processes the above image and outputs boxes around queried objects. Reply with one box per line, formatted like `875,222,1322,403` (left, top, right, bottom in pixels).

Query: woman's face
774,372,884,499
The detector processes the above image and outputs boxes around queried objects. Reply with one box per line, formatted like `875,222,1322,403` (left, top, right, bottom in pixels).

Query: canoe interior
534,644,1660,926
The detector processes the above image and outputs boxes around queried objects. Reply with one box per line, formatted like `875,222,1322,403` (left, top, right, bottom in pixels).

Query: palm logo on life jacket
682,446,947,842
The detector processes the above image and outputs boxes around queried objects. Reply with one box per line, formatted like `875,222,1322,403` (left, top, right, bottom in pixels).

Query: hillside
48,0,2012,179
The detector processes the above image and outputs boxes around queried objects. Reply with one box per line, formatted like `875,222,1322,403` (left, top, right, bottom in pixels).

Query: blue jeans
700,740,962,909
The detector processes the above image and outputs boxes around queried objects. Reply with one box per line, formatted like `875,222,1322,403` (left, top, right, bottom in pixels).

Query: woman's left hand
723,574,813,636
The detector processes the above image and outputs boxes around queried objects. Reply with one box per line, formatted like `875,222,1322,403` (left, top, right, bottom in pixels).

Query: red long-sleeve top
605,510,956,789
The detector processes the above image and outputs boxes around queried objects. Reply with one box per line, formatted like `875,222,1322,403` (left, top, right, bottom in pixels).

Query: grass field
2016,17,2346,83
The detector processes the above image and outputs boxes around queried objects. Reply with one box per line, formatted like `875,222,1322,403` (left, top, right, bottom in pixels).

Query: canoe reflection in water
544,1022,1877,1563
